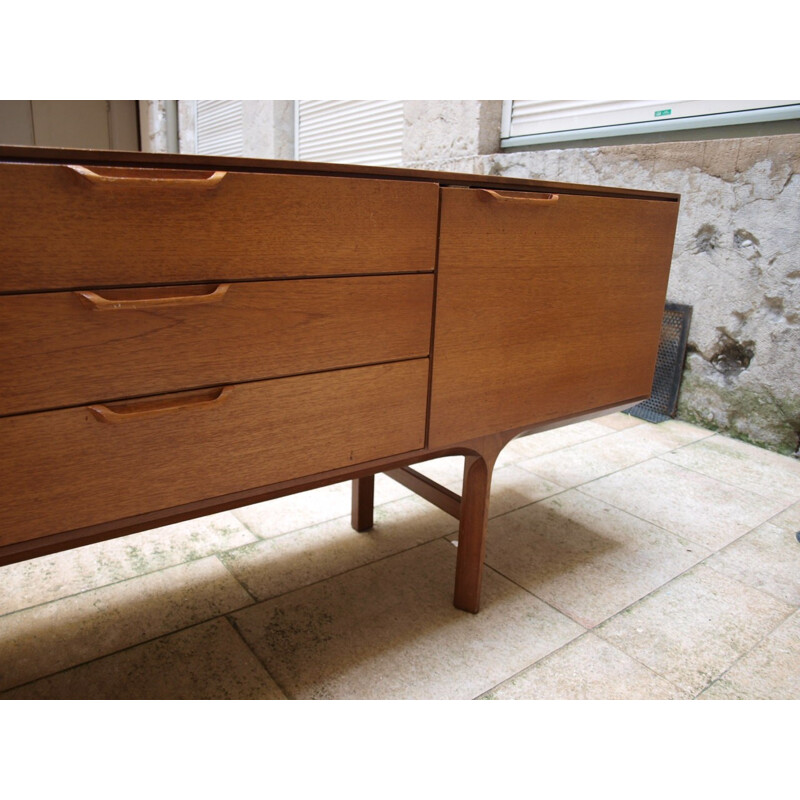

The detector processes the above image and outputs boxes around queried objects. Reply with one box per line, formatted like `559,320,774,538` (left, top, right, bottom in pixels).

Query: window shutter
503,100,800,145
195,100,244,156
296,100,403,166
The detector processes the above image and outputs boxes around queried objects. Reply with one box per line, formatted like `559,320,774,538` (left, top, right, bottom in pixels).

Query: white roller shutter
502,100,800,145
296,100,403,166
196,100,244,156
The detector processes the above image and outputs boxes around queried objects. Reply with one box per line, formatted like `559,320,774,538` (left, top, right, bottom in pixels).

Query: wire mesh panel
625,303,693,423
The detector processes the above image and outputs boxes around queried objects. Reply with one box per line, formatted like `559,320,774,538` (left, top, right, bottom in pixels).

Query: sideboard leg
351,475,375,532
453,453,494,613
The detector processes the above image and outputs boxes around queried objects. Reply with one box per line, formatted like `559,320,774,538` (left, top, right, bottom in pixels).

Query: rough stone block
403,100,502,166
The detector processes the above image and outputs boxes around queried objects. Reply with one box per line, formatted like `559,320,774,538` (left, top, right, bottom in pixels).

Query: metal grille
625,303,693,423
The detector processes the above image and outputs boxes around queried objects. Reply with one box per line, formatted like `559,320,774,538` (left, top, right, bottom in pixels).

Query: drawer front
0,163,439,291
429,187,680,447
0,359,429,546
0,274,434,416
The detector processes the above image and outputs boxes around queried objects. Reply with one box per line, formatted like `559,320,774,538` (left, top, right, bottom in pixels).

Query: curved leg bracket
350,433,508,613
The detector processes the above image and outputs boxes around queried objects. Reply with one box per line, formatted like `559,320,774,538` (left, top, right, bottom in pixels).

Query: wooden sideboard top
0,144,680,202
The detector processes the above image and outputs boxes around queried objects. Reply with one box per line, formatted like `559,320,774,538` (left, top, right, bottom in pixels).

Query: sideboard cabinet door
428,187,680,448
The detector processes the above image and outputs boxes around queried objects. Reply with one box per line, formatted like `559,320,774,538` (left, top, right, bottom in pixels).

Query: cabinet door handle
88,386,232,423
478,189,559,204
75,283,231,311
67,164,226,188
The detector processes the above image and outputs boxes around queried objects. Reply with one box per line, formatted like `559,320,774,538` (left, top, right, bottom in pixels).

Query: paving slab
482,490,708,627
483,632,687,700
596,564,793,696
698,610,800,700
231,540,584,700
221,496,457,602
580,458,788,550
0,556,253,693
0,511,254,617
1,618,285,700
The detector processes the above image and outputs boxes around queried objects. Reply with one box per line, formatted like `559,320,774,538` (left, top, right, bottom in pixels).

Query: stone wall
138,100,173,153
404,102,799,455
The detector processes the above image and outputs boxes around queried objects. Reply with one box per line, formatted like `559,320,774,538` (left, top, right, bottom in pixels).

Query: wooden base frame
0,401,639,613
347,402,638,612
352,432,507,614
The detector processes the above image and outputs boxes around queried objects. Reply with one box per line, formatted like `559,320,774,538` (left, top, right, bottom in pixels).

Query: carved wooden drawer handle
478,189,559,204
67,164,226,188
88,386,233,423
75,284,231,311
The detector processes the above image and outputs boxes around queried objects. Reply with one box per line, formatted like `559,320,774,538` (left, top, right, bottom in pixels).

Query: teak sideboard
0,145,680,613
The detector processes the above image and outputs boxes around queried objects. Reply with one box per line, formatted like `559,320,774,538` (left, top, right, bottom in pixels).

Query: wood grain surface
0,359,429,546
0,162,439,291
0,274,434,415
429,187,680,447
0,144,682,201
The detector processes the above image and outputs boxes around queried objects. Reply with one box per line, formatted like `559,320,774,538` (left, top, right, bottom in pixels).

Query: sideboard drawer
0,274,434,416
0,359,429,546
0,162,439,290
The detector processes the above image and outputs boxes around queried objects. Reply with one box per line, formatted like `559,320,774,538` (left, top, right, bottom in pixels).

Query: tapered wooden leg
351,475,375,532
453,454,494,613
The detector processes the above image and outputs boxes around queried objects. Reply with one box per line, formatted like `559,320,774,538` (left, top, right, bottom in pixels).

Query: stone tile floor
1,412,798,700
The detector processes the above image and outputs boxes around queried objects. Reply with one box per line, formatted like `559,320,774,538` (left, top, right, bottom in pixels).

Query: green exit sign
655,108,672,117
